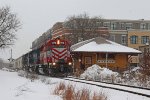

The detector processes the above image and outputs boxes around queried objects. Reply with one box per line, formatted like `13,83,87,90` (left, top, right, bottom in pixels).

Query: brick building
51,19,150,46
51,22,109,45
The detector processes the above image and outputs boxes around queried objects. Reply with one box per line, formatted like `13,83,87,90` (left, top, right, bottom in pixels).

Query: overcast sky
0,0,150,61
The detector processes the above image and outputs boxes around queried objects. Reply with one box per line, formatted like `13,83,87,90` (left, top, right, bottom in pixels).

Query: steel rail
63,77,150,98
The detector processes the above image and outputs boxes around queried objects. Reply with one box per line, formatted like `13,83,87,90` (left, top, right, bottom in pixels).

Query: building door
84,56,92,67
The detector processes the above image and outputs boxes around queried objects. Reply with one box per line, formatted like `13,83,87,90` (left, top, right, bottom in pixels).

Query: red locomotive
22,38,73,76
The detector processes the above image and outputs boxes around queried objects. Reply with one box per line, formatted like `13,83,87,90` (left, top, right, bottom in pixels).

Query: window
126,23,132,29
78,37,83,42
99,54,115,59
121,35,126,45
130,35,138,44
100,54,106,59
140,23,146,29
103,22,110,29
85,57,92,64
110,35,115,41
141,36,149,44
148,23,150,30
120,23,125,29
108,54,115,59
52,42,56,45
111,23,117,30
147,48,149,52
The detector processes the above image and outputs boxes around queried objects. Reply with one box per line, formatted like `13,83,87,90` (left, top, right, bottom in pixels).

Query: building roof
71,37,141,54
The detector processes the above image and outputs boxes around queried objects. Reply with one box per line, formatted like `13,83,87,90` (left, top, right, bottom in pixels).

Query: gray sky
0,0,150,61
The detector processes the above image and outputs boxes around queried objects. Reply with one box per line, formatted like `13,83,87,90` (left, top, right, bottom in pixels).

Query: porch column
106,53,108,68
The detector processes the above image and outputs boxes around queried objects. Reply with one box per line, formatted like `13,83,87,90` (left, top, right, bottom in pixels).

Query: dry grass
53,82,66,95
74,88,90,100
63,85,75,100
92,92,107,100
53,82,107,100
74,69,81,77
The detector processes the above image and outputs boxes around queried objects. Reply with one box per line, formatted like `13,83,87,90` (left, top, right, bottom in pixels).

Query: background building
51,19,150,46
51,22,109,45
128,30,150,49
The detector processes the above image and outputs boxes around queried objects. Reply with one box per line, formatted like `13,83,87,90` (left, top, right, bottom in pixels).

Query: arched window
130,35,138,44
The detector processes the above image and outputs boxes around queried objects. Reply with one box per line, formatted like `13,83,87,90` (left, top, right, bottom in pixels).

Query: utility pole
8,49,14,67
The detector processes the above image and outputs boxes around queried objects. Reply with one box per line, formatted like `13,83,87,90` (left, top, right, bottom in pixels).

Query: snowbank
18,70,28,77
2,67,10,71
80,64,118,81
1,67,15,72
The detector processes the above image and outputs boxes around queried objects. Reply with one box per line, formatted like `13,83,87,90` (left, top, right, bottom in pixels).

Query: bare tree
64,13,89,43
140,49,150,76
64,13,109,44
0,6,21,48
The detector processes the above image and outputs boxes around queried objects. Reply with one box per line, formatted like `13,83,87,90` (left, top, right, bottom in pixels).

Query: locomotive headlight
57,40,60,45
52,62,56,66
68,62,72,65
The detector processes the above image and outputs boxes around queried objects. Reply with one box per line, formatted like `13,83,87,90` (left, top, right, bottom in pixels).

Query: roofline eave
71,51,141,54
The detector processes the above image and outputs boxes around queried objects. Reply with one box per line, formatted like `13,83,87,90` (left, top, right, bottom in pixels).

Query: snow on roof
71,37,141,54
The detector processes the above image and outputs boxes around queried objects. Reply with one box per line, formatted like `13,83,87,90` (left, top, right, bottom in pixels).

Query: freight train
21,38,73,76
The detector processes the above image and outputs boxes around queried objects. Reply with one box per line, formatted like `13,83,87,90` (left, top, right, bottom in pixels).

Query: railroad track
67,76,150,90
63,77,150,98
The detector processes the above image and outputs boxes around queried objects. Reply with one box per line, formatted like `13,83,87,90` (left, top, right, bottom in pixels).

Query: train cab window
60,42,64,45
52,42,56,45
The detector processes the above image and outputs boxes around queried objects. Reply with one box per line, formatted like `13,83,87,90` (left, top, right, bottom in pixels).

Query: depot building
71,37,141,71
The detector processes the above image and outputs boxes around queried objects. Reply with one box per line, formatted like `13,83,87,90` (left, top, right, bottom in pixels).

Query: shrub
53,82,66,95
92,92,107,100
63,84,75,100
18,70,27,77
74,88,90,100
53,82,107,100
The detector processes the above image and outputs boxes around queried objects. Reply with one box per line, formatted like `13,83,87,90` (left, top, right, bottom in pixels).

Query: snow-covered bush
40,77,51,84
119,67,150,88
45,79,52,84
80,64,118,82
1,67,15,72
18,70,38,81
80,64,150,88
40,77,47,83
27,73,38,82
18,70,27,77
2,67,10,71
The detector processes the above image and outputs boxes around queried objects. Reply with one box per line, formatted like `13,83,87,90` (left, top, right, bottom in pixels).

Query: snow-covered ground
0,69,61,100
0,68,149,100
